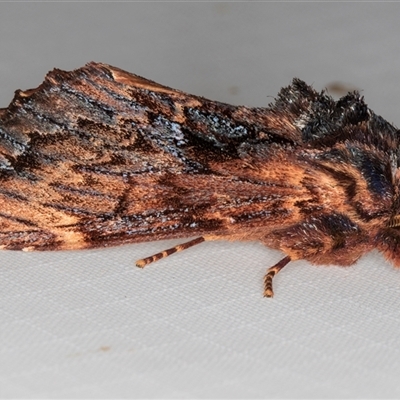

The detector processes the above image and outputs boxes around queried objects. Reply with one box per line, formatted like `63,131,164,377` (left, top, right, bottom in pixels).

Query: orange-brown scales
0,62,399,296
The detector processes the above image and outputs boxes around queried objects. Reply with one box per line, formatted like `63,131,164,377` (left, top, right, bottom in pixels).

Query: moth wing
0,63,343,250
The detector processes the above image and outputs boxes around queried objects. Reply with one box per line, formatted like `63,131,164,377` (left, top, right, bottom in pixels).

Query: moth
1,62,399,297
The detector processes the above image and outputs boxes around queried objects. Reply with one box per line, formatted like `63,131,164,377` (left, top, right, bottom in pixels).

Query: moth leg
136,237,205,268
263,256,291,298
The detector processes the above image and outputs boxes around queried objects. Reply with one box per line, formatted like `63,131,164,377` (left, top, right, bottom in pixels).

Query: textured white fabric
1,3,400,398
2,242,400,398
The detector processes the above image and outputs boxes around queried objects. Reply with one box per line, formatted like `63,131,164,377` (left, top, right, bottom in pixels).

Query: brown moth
0,62,399,297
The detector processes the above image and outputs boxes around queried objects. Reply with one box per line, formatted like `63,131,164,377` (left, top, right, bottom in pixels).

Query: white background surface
1,2,400,398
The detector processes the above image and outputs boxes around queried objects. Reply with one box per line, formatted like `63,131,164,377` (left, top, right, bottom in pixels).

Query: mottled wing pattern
0,63,305,250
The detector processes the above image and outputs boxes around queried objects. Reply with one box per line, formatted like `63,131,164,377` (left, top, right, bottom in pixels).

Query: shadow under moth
0,62,399,297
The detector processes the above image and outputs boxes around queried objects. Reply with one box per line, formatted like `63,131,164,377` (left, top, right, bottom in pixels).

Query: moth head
377,215,400,267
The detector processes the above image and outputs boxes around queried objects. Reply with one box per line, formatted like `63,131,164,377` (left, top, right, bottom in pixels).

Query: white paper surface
1,3,400,398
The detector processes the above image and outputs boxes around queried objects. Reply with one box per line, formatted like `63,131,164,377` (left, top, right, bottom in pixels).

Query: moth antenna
263,256,291,298
136,237,206,268
387,215,400,228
